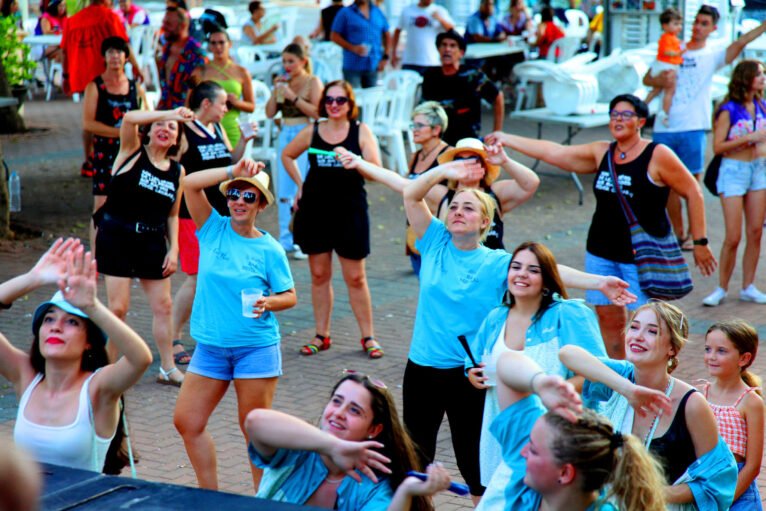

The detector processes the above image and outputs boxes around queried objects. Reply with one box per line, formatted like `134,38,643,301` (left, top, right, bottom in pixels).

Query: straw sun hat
437,138,500,187
218,172,275,206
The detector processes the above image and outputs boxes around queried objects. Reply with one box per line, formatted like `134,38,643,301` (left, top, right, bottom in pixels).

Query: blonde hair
707,319,763,395
451,188,496,242
545,410,666,511
412,101,448,137
627,301,688,373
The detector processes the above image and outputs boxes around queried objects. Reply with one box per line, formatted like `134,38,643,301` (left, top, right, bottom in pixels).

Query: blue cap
32,291,107,346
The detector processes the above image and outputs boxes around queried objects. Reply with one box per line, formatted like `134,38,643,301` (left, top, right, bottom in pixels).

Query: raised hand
598,276,637,306
233,158,265,178
484,143,510,166
440,159,485,183
59,247,97,311
30,238,81,286
484,131,508,147
328,438,392,483
169,107,195,123
626,382,672,418
535,374,583,423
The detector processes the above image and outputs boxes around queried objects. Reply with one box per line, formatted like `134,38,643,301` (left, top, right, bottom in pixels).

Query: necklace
643,377,674,447
616,138,641,160
419,141,444,162
325,475,345,484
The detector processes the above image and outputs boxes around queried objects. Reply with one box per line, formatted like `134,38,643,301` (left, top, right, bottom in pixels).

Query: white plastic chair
361,86,409,176
312,42,343,83
248,79,279,192
381,70,423,154
546,36,581,63
564,9,589,39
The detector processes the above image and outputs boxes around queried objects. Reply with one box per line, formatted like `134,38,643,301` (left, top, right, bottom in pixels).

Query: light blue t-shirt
190,210,294,348
250,444,393,510
410,218,510,368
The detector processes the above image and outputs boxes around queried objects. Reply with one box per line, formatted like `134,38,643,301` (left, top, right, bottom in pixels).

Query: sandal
361,337,384,359
172,339,191,365
157,366,184,387
300,334,331,356
678,235,694,252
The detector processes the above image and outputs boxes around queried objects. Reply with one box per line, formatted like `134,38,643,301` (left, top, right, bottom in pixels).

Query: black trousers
402,359,486,496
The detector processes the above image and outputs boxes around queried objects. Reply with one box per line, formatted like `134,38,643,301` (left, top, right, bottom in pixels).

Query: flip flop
172,339,191,365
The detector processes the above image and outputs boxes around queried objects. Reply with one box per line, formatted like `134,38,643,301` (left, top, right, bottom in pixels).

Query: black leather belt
102,213,166,235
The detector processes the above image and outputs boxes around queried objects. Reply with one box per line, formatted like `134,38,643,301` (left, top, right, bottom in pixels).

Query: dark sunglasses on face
609,110,638,121
324,96,349,106
226,189,258,204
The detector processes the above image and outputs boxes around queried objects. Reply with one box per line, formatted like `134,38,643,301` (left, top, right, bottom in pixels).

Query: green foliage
0,17,36,86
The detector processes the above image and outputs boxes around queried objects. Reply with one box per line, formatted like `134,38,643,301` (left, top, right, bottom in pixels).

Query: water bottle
9,171,20,212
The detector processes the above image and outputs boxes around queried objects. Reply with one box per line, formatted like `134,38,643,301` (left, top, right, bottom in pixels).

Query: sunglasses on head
226,188,259,204
324,95,349,106
343,369,387,389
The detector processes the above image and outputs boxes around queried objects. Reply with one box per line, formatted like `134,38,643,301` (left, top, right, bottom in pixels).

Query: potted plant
0,16,36,105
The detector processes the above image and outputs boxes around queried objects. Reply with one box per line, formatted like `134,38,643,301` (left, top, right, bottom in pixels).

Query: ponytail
741,370,763,397
607,433,666,511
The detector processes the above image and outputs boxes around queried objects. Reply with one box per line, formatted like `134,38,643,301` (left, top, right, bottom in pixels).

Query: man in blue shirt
330,0,391,88
465,0,507,43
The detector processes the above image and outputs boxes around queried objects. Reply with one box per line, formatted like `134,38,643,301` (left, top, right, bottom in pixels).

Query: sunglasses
343,369,387,389
409,122,431,131
226,189,259,204
453,155,479,162
324,96,349,106
609,110,638,121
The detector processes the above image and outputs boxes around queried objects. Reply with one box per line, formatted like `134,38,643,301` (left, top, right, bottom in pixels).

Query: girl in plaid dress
701,319,764,510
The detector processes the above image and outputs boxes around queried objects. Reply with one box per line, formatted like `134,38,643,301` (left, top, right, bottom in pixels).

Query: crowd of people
3,1,766,510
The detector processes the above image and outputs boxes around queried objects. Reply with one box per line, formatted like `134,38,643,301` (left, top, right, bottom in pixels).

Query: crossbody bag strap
606,142,638,225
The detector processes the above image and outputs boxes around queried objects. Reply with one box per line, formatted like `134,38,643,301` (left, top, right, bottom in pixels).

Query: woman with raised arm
94,107,192,386
559,301,739,510
0,239,152,474
401,155,636,503
282,80,384,359
477,350,667,511
487,94,717,359
336,128,539,274
246,372,447,510
173,159,296,492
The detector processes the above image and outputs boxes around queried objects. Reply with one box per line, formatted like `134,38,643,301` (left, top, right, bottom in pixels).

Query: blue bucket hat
32,291,107,346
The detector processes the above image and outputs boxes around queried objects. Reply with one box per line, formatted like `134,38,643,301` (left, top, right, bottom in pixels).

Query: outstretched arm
336,147,409,193
245,408,392,482
727,20,766,64
485,131,606,175
485,143,540,213
556,265,637,306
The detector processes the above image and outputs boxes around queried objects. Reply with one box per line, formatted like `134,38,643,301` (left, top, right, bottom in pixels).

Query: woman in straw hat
173,158,297,492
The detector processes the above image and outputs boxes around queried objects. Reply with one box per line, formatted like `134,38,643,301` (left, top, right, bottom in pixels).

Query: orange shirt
657,32,683,65
61,5,128,94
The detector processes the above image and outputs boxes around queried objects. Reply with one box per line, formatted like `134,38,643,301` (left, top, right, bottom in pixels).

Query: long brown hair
725,59,764,105
330,374,431,511
706,319,762,395
503,241,568,319
545,410,666,511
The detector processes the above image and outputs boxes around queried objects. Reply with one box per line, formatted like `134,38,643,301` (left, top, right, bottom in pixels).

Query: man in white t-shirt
644,5,766,248
391,0,454,74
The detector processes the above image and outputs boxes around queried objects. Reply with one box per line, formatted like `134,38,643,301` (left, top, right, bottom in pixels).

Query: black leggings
402,359,486,496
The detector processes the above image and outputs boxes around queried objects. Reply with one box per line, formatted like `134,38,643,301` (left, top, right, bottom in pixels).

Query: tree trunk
0,138,9,239
0,60,26,135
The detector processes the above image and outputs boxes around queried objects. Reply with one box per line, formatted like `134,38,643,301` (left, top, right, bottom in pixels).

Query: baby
646,8,684,126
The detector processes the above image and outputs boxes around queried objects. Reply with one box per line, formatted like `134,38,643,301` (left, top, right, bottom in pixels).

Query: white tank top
13,372,114,472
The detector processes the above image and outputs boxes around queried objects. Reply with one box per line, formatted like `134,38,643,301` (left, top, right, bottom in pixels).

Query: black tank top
587,143,671,263
649,389,698,484
104,147,181,226
437,187,505,250
302,121,366,211
407,145,450,176
92,76,139,169
179,121,232,218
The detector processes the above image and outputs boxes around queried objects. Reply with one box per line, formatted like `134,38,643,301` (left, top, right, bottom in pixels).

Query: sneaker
292,245,308,260
702,287,727,307
739,284,766,304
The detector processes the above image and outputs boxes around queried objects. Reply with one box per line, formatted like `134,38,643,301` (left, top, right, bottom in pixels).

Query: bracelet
0,300,11,310
529,371,545,393
226,165,234,180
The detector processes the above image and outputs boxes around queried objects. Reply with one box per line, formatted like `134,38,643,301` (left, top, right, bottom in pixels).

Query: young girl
702,320,764,510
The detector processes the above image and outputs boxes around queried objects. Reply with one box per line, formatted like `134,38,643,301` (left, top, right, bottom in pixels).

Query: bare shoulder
741,389,765,413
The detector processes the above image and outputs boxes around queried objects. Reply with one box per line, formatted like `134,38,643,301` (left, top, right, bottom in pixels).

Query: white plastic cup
481,353,497,387
360,43,370,57
238,113,255,139
241,288,264,318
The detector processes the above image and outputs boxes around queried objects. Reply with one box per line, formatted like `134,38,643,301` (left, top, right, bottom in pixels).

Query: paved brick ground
2,98,765,508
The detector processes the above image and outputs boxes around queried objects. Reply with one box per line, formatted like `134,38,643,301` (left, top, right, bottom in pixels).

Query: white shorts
650,60,679,77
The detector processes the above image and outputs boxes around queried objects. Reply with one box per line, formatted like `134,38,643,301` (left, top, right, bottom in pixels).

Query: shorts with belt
95,212,169,279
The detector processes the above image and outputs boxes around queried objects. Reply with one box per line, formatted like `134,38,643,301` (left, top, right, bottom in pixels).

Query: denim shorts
716,158,766,198
653,130,706,175
584,252,650,309
730,462,763,510
187,342,282,380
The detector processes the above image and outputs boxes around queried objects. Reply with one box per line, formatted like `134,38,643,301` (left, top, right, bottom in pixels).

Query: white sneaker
740,284,766,304
292,245,308,260
702,287,727,307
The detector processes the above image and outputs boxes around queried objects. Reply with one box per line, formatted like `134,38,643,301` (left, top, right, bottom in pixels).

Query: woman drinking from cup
266,42,323,259
173,159,296,492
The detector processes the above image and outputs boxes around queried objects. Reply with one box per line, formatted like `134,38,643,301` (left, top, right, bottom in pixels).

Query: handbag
703,154,721,196
606,143,693,300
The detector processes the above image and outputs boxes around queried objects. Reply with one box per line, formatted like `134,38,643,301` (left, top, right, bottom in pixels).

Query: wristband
226,165,234,180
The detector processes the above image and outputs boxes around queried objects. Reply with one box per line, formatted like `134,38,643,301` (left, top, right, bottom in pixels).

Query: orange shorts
178,218,200,275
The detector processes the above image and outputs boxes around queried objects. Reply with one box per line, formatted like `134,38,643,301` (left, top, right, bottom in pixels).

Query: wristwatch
692,237,709,246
